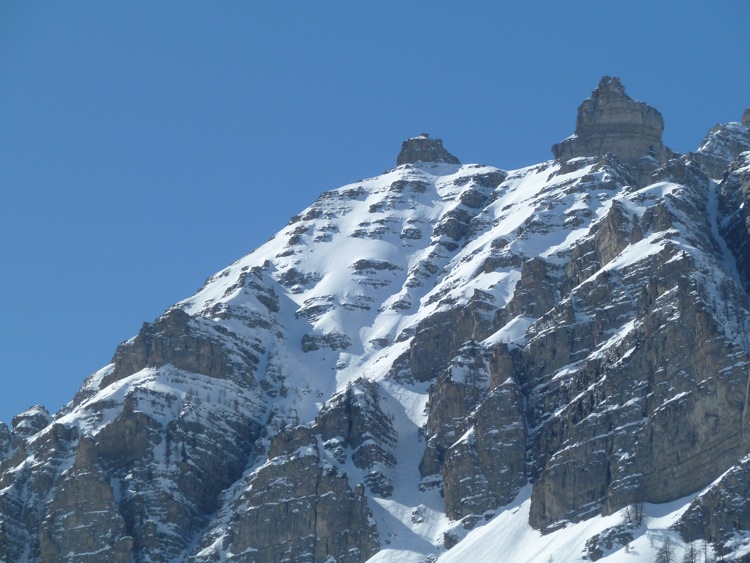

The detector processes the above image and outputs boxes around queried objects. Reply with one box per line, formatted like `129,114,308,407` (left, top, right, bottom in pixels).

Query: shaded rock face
419,342,526,528
679,456,750,557
719,152,750,292
104,308,261,388
0,377,265,562
397,134,461,165
744,107,750,126
39,437,132,563
192,379,387,562
521,156,750,531
0,422,10,459
552,76,671,183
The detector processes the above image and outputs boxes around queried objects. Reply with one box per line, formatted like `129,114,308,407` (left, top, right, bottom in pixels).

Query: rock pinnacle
551,76,670,167
397,134,460,166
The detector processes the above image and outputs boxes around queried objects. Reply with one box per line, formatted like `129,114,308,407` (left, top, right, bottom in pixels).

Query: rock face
719,152,750,292
192,380,385,561
419,342,526,527
397,134,461,165
552,76,671,183
2,78,750,562
694,117,750,178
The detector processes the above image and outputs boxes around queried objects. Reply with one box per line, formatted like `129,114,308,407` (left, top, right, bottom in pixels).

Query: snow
436,489,705,563
484,315,535,346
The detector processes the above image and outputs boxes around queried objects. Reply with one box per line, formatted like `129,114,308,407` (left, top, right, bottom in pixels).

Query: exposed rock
301,330,352,352
420,342,526,525
39,437,132,562
522,165,750,530
11,405,51,445
694,119,750,178
0,422,10,459
104,308,262,388
552,76,671,183
391,290,496,383
397,134,460,166
0,422,80,561
679,456,750,557
192,379,388,562
86,377,263,561
719,152,750,292
585,525,634,561
744,107,750,127
226,447,378,563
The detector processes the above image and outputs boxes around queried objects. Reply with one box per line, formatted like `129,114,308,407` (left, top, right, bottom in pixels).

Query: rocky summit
552,76,673,186
2,77,750,562
397,133,461,166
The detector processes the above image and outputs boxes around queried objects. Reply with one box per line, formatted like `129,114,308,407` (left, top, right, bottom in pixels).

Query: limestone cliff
552,76,673,185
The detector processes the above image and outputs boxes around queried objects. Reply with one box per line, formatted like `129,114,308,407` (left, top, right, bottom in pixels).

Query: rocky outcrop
397,134,460,166
39,437,132,562
719,152,750,292
679,456,750,559
220,442,378,563
420,342,526,529
552,76,672,183
694,118,750,178
11,405,51,444
104,308,261,388
192,379,388,561
522,155,750,530
744,107,750,127
0,422,10,459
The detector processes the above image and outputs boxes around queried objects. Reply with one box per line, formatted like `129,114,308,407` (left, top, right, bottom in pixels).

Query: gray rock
39,437,132,562
420,342,526,527
227,449,378,563
105,308,261,388
585,525,634,561
397,134,460,166
719,152,750,292
694,119,750,178
11,405,51,444
522,156,750,530
552,76,672,183
679,456,750,557
0,422,11,459
192,379,387,562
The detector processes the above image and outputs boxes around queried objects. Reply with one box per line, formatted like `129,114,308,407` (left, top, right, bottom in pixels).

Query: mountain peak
551,75,670,170
743,107,750,126
592,75,628,98
396,134,460,166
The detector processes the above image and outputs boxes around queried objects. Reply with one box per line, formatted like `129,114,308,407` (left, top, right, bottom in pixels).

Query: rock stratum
2,78,750,562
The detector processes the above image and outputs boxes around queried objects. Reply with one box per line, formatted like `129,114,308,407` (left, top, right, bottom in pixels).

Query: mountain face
2,77,750,562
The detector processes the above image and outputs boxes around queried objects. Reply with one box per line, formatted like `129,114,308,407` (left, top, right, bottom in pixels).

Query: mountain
2,76,750,562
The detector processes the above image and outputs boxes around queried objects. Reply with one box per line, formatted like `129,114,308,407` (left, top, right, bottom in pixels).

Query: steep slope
1,78,750,562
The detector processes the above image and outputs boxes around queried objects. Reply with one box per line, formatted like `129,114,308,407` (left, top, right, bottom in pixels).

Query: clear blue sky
1,2,749,424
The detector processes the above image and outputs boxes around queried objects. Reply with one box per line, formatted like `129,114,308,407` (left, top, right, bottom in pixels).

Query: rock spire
397,134,460,166
552,76,670,167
